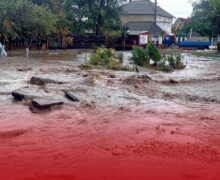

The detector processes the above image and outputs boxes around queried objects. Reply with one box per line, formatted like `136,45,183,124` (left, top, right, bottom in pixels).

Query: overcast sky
156,0,195,18
126,0,198,19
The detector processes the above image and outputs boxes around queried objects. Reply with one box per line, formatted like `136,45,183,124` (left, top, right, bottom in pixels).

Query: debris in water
12,90,38,101
16,67,32,72
31,98,64,109
63,91,80,102
30,76,64,86
121,75,150,86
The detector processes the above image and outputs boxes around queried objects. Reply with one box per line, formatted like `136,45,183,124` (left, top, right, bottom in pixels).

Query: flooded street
0,50,220,180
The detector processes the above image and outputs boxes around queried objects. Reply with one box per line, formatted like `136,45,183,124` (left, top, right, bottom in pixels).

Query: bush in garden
131,45,185,72
117,52,124,63
147,43,161,64
88,47,132,71
159,53,186,72
89,48,114,66
90,54,101,66
166,53,186,70
132,44,162,66
167,54,175,69
107,59,123,70
159,60,172,72
174,54,186,69
132,46,149,66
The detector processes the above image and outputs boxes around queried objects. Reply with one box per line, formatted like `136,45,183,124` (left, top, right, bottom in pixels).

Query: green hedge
131,43,161,66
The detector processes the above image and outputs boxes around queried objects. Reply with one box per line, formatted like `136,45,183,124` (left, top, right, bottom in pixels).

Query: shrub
88,48,130,71
132,44,162,66
159,60,172,72
164,53,186,71
117,52,124,63
90,54,101,66
131,45,185,72
107,59,133,71
89,48,114,66
107,59,123,70
174,54,186,69
147,43,161,64
132,47,149,66
167,54,175,68
217,42,220,52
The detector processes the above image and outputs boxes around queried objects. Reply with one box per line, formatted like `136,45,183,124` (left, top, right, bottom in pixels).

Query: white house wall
157,16,172,34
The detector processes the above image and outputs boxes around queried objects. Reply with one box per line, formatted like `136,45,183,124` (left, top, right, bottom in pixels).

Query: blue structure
178,40,211,49
162,35,211,49
162,35,175,46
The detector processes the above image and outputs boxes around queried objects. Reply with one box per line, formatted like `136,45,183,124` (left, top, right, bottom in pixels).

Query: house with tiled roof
121,0,174,38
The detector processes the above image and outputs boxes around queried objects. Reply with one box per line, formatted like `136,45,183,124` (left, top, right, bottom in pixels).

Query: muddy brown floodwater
0,50,220,180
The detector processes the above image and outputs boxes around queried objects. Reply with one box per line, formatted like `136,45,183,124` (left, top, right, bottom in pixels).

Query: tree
0,0,16,45
31,0,70,47
0,0,125,51
63,0,124,36
10,0,57,56
64,0,89,34
87,0,124,36
209,0,220,35
190,0,220,37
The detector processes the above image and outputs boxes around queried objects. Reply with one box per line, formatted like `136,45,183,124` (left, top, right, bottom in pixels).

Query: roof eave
122,13,175,19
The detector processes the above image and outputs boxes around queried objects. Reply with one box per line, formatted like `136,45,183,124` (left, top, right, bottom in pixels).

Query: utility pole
154,0,157,44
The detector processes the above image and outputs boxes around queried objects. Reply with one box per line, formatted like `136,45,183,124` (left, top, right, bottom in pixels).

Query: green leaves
0,0,17,39
147,43,161,63
90,48,115,66
0,0,124,45
190,0,220,37
63,0,89,34
63,0,124,36
132,47,149,66
0,0,58,46
132,44,162,67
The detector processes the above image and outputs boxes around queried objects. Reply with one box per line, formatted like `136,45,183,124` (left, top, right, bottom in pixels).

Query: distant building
172,18,191,34
121,0,174,36
172,18,209,41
